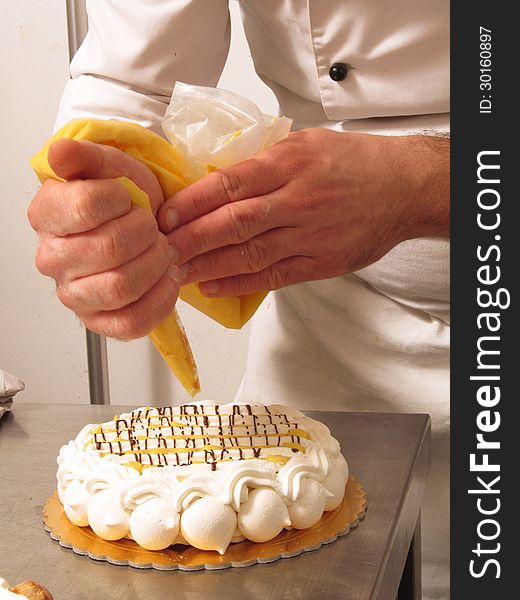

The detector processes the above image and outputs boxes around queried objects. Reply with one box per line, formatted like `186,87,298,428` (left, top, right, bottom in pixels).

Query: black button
329,63,348,82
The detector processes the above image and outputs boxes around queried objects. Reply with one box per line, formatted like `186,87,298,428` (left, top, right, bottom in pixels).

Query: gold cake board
43,475,367,571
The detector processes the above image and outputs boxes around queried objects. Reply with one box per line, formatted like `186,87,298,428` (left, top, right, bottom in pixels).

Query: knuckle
230,277,250,296
242,238,270,272
155,231,170,259
95,276,176,341
150,243,170,278
231,277,254,296
104,270,133,308
288,157,308,178
132,204,158,235
71,181,104,231
27,197,40,231
114,309,148,340
264,266,286,290
301,128,319,141
292,128,319,147
79,314,96,333
80,313,116,339
296,186,320,212
256,154,284,184
282,134,315,174
142,209,160,239
189,225,210,253
226,203,259,242
56,282,80,310
216,170,243,203
188,187,212,217
149,282,177,322
197,249,220,276
34,242,55,276
278,153,304,176
28,182,57,233
35,236,71,278
83,312,137,341
100,224,127,266
111,319,134,341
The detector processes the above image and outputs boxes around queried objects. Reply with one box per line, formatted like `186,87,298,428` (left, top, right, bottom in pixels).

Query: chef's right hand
27,139,182,340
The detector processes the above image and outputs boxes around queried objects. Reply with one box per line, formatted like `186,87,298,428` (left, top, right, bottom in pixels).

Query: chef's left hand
157,128,449,296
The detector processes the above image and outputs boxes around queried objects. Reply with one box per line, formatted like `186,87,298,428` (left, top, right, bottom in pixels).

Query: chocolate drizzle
89,405,305,469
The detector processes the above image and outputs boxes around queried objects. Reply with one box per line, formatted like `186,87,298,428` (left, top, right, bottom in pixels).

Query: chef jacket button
329,63,348,82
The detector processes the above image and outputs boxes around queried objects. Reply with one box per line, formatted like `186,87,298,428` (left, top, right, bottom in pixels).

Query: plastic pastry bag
162,82,292,180
162,82,292,328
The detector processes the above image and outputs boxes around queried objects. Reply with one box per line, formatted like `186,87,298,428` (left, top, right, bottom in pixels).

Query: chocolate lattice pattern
86,405,311,469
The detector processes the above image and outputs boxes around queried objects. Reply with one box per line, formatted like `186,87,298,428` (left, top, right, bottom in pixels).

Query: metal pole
85,330,111,405
65,0,88,59
66,0,110,405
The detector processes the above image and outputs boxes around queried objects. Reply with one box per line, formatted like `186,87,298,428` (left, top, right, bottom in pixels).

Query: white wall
0,1,277,407
0,1,87,402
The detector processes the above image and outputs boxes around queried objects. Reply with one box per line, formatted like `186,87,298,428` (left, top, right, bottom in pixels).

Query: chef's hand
28,139,182,339
157,129,450,296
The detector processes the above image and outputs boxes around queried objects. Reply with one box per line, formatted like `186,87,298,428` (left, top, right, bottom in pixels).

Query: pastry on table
56,402,350,554
0,370,25,419
0,578,53,600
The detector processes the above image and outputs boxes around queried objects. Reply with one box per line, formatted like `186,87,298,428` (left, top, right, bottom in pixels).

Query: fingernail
168,244,179,262
200,281,220,296
165,208,179,232
178,263,190,282
167,262,182,284
168,261,189,284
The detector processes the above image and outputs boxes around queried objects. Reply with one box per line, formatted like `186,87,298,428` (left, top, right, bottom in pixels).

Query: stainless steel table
0,405,430,600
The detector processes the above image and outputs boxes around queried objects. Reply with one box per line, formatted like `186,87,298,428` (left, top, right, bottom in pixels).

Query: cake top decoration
85,404,311,470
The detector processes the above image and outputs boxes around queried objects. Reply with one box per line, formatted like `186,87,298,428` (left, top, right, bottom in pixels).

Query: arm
29,0,231,339
156,129,450,296
57,0,231,132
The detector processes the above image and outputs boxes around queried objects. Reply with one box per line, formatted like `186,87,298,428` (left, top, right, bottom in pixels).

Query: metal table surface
0,404,430,600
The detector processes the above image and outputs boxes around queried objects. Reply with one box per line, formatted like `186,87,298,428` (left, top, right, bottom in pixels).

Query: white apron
236,238,450,599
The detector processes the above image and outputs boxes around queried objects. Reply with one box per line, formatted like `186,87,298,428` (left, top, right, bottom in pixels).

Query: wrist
393,134,450,241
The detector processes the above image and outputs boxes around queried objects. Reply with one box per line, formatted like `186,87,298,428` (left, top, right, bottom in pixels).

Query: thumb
48,139,164,214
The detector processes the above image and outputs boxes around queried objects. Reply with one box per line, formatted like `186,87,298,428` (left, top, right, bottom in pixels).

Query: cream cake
56,402,349,554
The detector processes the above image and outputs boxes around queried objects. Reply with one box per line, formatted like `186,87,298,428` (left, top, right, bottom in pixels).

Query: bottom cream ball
238,487,291,542
63,480,91,526
87,489,130,540
288,478,328,529
322,457,349,511
129,498,180,550
180,496,237,555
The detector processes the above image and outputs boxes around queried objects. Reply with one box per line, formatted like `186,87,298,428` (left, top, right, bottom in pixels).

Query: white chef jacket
56,2,450,599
